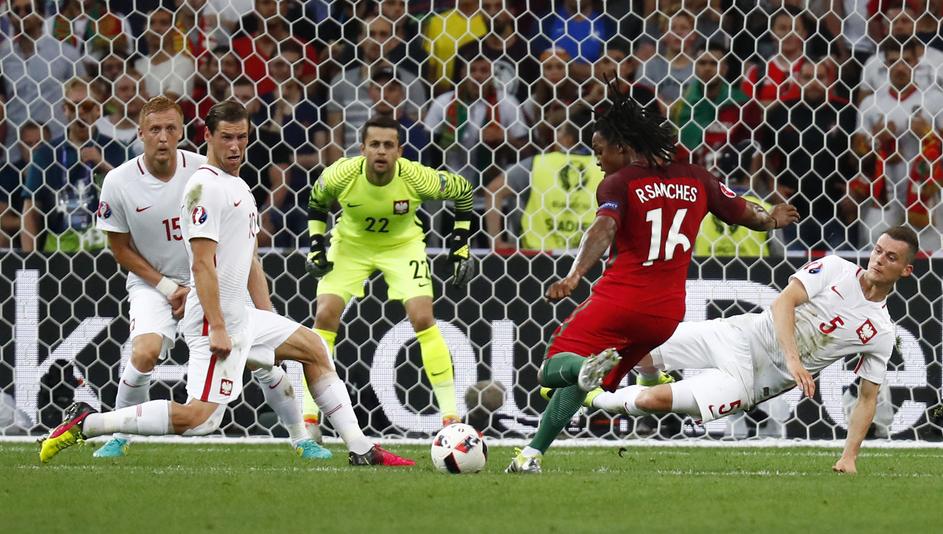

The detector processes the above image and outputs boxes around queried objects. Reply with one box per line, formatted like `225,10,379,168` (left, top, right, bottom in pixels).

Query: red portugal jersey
592,162,749,321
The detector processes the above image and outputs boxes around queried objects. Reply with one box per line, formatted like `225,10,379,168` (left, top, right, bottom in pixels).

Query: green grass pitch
2,442,940,533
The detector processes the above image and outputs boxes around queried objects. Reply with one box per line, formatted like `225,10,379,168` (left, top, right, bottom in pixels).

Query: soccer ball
430,423,488,474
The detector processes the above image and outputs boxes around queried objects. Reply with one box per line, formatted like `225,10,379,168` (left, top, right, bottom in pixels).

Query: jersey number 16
642,208,691,266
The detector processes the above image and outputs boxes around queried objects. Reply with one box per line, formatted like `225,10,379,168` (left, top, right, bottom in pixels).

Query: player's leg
382,242,459,426
303,240,372,438
248,353,331,459
251,308,414,466
302,293,345,435
590,370,749,422
96,287,176,458
507,300,636,474
403,296,459,426
39,398,226,463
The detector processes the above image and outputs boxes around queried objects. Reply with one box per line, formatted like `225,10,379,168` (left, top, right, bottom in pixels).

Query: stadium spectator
484,121,603,250
858,4,943,103
853,39,943,250
457,0,539,105
636,9,702,106
134,7,196,102
759,60,857,250
368,67,433,165
424,55,528,186
671,42,749,168
95,71,149,159
693,141,781,258
541,0,612,81
330,1,429,79
230,0,319,97
173,0,216,59
21,79,129,253
89,50,132,105
1,0,86,148
229,77,311,247
203,0,254,39
524,48,580,150
580,45,660,117
423,0,487,92
0,121,45,249
380,0,424,60
51,0,132,64
741,6,811,108
325,14,428,163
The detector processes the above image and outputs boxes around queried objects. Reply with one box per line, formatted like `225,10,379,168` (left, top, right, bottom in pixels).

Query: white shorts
185,307,301,404
651,318,756,423
128,285,177,360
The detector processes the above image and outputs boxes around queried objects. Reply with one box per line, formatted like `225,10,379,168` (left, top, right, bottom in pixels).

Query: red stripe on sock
200,355,218,402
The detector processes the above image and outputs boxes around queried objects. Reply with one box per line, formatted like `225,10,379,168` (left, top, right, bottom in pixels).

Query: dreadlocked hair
593,80,676,168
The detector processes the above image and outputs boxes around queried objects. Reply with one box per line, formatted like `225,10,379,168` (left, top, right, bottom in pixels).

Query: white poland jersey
96,150,207,291
727,255,895,404
179,163,260,337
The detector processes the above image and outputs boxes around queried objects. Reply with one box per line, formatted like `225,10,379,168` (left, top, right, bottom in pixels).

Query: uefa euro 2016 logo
97,201,111,219
191,206,208,225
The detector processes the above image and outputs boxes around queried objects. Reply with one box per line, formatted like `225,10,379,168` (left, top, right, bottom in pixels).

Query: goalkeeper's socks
83,400,172,437
253,366,307,446
308,372,372,455
416,324,458,419
540,353,585,388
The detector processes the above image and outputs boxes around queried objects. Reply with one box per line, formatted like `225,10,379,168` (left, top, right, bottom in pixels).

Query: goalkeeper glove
447,227,475,287
305,234,333,278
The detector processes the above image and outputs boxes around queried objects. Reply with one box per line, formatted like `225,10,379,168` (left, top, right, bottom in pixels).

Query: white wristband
156,276,178,298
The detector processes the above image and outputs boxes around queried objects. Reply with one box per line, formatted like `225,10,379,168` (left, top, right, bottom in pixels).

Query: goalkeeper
304,115,475,432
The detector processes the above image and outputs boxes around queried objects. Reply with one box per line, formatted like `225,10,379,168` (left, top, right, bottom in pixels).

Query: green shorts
317,238,433,303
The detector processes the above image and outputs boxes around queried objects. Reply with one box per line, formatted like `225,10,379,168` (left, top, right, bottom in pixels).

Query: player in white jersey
42,100,414,467
91,96,326,460
586,227,918,474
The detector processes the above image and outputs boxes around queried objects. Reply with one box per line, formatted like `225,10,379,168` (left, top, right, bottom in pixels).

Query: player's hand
832,456,857,475
787,357,816,398
546,274,579,301
770,203,800,230
448,227,475,287
208,327,232,359
168,285,189,320
305,235,333,278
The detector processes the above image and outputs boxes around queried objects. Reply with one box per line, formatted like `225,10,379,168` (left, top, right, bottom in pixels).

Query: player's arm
770,278,816,398
107,232,189,317
701,168,799,231
247,242,274,312
403,160,476,286
833,378,879,475
190,237,230,358
546,215,617,301
305,164,343,277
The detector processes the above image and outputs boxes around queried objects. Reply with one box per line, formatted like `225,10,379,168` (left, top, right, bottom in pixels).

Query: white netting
0,1,940,442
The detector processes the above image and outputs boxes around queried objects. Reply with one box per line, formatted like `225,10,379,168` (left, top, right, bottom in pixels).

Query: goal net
0,1,940,443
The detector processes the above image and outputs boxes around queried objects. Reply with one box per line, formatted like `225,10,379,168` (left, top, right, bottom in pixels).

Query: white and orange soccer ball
430,423,488,474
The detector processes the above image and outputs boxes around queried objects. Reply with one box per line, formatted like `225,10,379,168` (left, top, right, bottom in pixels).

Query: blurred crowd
0,0,941,255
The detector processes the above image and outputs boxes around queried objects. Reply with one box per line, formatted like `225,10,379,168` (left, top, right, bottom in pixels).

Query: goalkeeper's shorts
317,238,434,304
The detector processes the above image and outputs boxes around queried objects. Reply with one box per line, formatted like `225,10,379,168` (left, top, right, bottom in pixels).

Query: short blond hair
138,95,183,125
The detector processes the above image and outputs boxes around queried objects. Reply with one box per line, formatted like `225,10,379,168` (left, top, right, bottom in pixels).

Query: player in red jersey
507,92,800,474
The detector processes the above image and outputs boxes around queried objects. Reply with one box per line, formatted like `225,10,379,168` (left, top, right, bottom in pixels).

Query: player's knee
314,298,344,332
130,338,163,372
178,405,224,436
409,313,435,332
537,361,549,386
635,388,664,412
